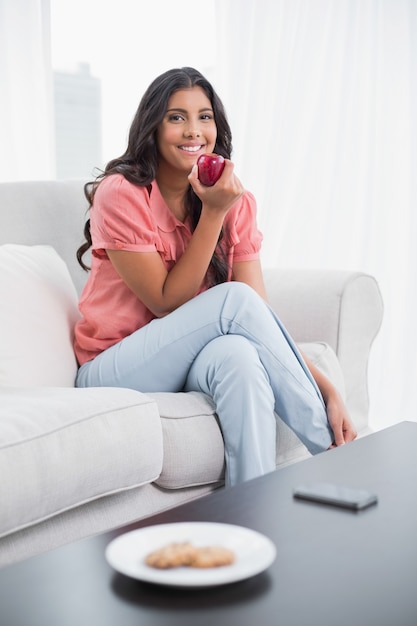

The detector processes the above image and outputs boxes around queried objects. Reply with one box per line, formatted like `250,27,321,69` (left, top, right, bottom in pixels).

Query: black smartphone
293,482,378,510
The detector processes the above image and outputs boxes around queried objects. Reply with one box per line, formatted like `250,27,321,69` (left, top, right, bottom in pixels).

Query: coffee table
1,421,416,626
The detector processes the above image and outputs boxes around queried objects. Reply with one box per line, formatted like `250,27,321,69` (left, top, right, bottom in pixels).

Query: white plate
105,522,276,587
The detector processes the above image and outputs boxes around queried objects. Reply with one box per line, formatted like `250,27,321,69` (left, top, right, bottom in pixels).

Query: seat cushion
300,341,346,399
0,244,80,387
149,391,225,489
0,387,162,538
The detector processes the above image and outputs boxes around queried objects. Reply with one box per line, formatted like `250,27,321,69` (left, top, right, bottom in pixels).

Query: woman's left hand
324,388,357,448
300,351,357,448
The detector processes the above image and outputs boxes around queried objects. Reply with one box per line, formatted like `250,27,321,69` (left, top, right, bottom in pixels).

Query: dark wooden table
1,422,416,626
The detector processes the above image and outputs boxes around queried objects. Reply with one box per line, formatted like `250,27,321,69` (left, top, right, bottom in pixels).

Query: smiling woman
73,66,356,488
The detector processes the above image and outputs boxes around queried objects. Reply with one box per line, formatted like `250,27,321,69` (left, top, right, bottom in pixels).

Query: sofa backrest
0,179,89,295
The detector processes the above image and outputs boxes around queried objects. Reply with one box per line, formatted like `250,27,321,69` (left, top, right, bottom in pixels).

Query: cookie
145,542,197,569
190,546,235,568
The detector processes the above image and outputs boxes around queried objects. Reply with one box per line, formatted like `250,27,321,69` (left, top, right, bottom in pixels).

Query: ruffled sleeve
91,174,158,254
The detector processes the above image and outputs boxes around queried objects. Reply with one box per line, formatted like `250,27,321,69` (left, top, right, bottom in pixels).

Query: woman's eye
201,114,213,121
168,114,184,122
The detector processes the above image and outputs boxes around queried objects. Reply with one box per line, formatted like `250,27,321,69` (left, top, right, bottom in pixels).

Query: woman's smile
178,143,205,153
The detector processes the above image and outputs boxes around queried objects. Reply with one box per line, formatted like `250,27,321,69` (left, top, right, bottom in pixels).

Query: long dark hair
77,67,233,285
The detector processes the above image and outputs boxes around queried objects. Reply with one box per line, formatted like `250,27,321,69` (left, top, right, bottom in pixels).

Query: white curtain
214,0,417,430
0,0,54,181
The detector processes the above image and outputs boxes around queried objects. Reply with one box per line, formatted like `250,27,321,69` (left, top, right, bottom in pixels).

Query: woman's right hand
188,159,244,217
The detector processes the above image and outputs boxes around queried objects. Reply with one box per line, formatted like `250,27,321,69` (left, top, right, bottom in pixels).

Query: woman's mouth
178,144,204,153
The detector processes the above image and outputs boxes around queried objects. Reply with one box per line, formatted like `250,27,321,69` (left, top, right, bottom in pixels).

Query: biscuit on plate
189,545,235,568
145,542,197,569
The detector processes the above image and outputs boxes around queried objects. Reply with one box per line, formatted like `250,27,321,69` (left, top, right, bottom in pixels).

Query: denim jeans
76,282,332,485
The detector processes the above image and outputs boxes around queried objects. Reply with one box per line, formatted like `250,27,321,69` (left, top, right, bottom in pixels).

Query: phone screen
293,482,378,510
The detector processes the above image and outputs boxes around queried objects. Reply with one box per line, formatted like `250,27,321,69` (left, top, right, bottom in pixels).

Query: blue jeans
76,282,333,485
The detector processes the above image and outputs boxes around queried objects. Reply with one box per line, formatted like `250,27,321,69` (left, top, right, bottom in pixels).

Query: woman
74,67,356,486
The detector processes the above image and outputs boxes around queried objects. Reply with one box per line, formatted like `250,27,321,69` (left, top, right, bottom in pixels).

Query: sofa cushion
0,387,163,538
0,244,80,387
299,340,346,399
150,391,225,489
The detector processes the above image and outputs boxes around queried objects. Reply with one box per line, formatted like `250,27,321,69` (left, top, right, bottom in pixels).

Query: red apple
197,153,225,186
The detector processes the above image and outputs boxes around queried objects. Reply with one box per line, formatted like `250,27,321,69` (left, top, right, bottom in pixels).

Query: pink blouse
74,174,263,365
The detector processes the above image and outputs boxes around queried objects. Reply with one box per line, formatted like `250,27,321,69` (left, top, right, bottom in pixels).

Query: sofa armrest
263,268,384,433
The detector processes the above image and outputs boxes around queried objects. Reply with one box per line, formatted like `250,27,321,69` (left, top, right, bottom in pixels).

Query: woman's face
157,86,217,176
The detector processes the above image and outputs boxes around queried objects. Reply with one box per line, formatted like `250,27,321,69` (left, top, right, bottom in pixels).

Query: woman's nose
184,123,201,137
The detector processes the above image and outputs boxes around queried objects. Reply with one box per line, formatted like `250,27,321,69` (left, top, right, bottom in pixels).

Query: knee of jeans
225,280,256,296
209,335,264,373
215,280,261,306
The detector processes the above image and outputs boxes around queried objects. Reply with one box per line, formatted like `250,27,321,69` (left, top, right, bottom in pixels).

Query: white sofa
0,179,384,567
